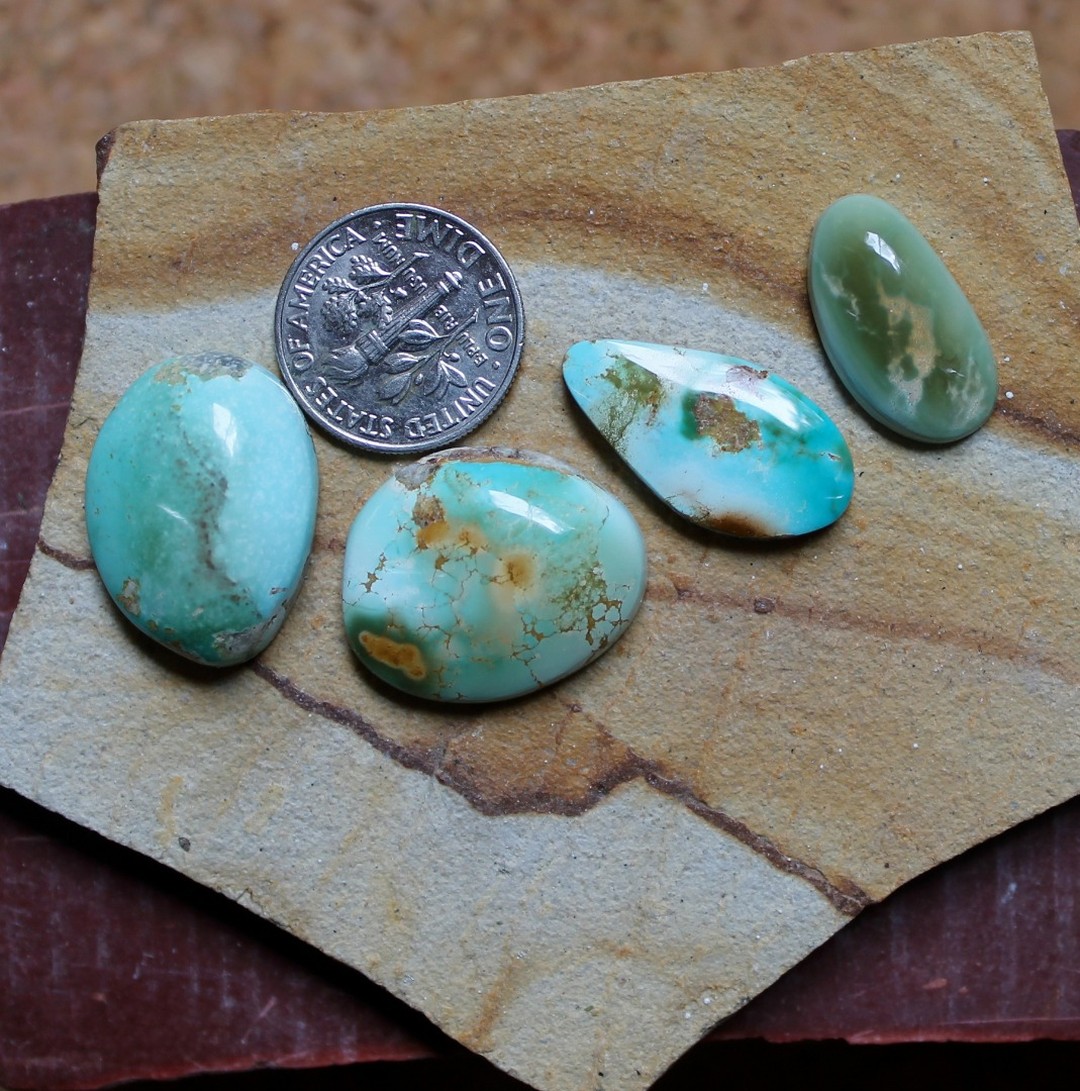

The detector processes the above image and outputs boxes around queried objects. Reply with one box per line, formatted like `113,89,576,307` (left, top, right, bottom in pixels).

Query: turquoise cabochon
563,339,855,537
85,353,319,666
342,447,648,702
808,194,998,443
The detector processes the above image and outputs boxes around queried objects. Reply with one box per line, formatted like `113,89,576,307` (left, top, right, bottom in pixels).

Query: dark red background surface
3,136,1080,1090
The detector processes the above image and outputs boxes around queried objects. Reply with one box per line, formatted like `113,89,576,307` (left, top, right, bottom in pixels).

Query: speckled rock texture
2,32,1079,1091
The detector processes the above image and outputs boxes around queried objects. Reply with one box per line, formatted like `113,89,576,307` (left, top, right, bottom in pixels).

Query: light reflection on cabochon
342,448,648,703
563,339,855,538
809,194,998,444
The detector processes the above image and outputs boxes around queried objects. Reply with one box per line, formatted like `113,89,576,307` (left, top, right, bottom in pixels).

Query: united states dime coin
274,203,525,454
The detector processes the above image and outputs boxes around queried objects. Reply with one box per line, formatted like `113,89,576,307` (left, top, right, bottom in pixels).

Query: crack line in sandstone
37,536,1080,685
641,767,869,915
250,659,870,916
994,401,1080,448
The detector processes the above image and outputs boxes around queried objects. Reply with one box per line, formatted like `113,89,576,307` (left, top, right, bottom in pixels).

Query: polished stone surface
342,447,647,702
564,339,854,537
85,353,318,665
808,194,998,443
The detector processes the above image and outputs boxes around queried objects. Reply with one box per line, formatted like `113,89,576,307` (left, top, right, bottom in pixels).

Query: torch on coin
274,203,525,454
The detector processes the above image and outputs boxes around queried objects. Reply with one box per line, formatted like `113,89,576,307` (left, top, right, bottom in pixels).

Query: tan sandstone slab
3,31,1080,1091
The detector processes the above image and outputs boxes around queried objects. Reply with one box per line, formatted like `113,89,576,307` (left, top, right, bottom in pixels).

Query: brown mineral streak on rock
702,514,776,541
500,552,534,589
86,41,1080,445
414,519,452,550
39,523,1080,788
249,659,869,915
997,398,1080,449
649,576,1080,688
498,193,808,308
36,537,97,571
86,101,800,319
644,768,869,916
704,512,774,538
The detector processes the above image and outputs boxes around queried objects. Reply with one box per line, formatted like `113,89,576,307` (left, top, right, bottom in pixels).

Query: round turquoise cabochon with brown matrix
341,447,647,702
808,194,998,443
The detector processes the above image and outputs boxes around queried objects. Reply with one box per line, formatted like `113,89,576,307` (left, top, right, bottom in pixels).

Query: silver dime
274,203,524,454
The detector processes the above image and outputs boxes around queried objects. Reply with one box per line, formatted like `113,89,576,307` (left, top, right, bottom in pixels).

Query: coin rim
273,202,525,455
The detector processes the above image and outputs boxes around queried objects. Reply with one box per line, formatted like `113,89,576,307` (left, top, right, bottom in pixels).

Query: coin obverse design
274,204,525,454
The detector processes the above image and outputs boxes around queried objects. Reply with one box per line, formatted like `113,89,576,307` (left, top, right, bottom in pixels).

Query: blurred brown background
2,0,1079,206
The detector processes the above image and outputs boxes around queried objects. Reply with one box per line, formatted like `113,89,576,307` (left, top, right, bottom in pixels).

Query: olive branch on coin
372,308,480,405
318,252,478,404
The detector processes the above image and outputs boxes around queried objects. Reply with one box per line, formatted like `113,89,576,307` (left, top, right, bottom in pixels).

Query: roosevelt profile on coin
274,203,525,454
